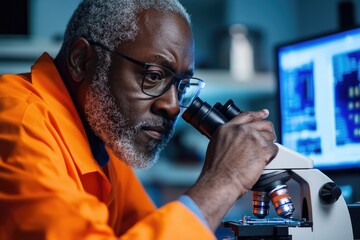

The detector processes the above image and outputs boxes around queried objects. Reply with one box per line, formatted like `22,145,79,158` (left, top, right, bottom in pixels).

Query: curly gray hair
59,0,190,54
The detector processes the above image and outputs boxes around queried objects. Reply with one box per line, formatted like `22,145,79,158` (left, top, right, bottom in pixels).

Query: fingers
227,112,276,143
230,109,270,125
225,109,278,165
268,142,279,162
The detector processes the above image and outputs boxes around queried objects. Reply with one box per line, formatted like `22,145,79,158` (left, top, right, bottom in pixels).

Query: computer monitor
276,27,360,171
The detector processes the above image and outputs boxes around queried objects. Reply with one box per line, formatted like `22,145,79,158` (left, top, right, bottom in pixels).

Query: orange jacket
0,53,214,240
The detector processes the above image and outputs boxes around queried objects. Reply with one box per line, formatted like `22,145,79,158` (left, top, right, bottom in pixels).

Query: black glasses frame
88,40,205,107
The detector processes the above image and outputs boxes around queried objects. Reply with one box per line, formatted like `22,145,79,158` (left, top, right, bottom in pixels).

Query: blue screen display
277,27,360,170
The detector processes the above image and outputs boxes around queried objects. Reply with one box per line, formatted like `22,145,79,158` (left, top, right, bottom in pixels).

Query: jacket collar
31,52,110,177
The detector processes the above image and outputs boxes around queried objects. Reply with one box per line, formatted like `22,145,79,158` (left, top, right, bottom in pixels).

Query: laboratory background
1,0,360,238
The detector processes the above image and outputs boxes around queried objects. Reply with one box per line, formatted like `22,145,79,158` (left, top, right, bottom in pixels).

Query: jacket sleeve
0,90,215,239
107,156,214,239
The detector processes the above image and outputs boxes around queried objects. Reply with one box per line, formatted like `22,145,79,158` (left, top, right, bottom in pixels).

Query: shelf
194,69,276,104
0,37,61,74
0,37,61,60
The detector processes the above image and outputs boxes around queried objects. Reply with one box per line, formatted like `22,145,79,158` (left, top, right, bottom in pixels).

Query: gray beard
84,52,175,169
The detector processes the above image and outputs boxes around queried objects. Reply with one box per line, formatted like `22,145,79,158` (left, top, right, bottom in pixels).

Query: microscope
182,97,354,240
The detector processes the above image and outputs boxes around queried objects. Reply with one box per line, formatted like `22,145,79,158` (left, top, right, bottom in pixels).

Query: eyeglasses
88,41,205,108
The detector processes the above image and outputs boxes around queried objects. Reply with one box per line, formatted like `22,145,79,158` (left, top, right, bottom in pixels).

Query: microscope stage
222,216,312,239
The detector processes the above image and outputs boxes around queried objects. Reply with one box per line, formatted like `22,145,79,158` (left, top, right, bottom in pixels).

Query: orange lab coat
0,53,215,240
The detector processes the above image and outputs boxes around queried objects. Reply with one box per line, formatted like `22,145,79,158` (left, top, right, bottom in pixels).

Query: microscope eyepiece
215,99,243,120
182,97,228,139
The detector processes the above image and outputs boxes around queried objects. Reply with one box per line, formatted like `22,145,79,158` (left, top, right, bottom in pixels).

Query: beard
84,52,176,169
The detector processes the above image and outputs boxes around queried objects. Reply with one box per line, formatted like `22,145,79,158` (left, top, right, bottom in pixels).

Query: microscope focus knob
319,182,342,204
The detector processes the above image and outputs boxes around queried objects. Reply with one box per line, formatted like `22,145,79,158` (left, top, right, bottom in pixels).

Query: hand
185,109,278,230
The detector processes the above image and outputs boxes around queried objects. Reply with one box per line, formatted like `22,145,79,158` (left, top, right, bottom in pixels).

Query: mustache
139,118,176,139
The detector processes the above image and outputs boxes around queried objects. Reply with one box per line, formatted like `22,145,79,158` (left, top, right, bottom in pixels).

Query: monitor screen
277,27,360,171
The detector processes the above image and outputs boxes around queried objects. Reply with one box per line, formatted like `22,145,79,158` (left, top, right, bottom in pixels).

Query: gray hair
60,0,190,54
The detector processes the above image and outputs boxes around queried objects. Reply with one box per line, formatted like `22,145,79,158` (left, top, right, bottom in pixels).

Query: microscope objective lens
252,191,270,218
269,185,295,218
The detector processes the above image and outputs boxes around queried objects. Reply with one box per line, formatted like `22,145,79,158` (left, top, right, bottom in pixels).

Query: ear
67,37,93,83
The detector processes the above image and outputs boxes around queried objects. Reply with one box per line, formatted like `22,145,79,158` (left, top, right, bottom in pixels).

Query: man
0,0,278,239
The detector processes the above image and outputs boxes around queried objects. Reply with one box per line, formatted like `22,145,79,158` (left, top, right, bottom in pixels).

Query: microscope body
182,98,354,240
254,143,354,240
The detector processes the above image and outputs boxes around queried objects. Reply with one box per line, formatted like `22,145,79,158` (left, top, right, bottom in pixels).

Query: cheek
108,68,135,107
108,74,152,124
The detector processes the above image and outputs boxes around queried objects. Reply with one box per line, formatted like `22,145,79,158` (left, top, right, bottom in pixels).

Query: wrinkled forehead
117,9,195,70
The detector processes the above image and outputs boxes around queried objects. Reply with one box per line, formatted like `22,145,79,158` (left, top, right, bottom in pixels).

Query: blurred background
1,0,360,238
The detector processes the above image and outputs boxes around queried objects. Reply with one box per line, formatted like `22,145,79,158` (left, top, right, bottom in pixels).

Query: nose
151,84,180,119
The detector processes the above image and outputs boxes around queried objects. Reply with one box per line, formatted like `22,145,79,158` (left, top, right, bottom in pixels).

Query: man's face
84,10,195,168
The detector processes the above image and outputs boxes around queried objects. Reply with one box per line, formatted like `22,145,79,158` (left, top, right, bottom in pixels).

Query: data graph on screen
333,50,360,146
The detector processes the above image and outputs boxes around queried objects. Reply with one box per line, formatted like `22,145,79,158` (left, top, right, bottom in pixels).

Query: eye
144,72,164,82
143,64,168,83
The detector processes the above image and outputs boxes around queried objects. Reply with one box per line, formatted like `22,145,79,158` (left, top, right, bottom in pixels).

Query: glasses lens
141,64,205,108
142,66,171,96
178,78,205,108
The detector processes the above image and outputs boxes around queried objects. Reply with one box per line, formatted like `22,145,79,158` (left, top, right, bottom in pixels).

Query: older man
0,0,278,239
